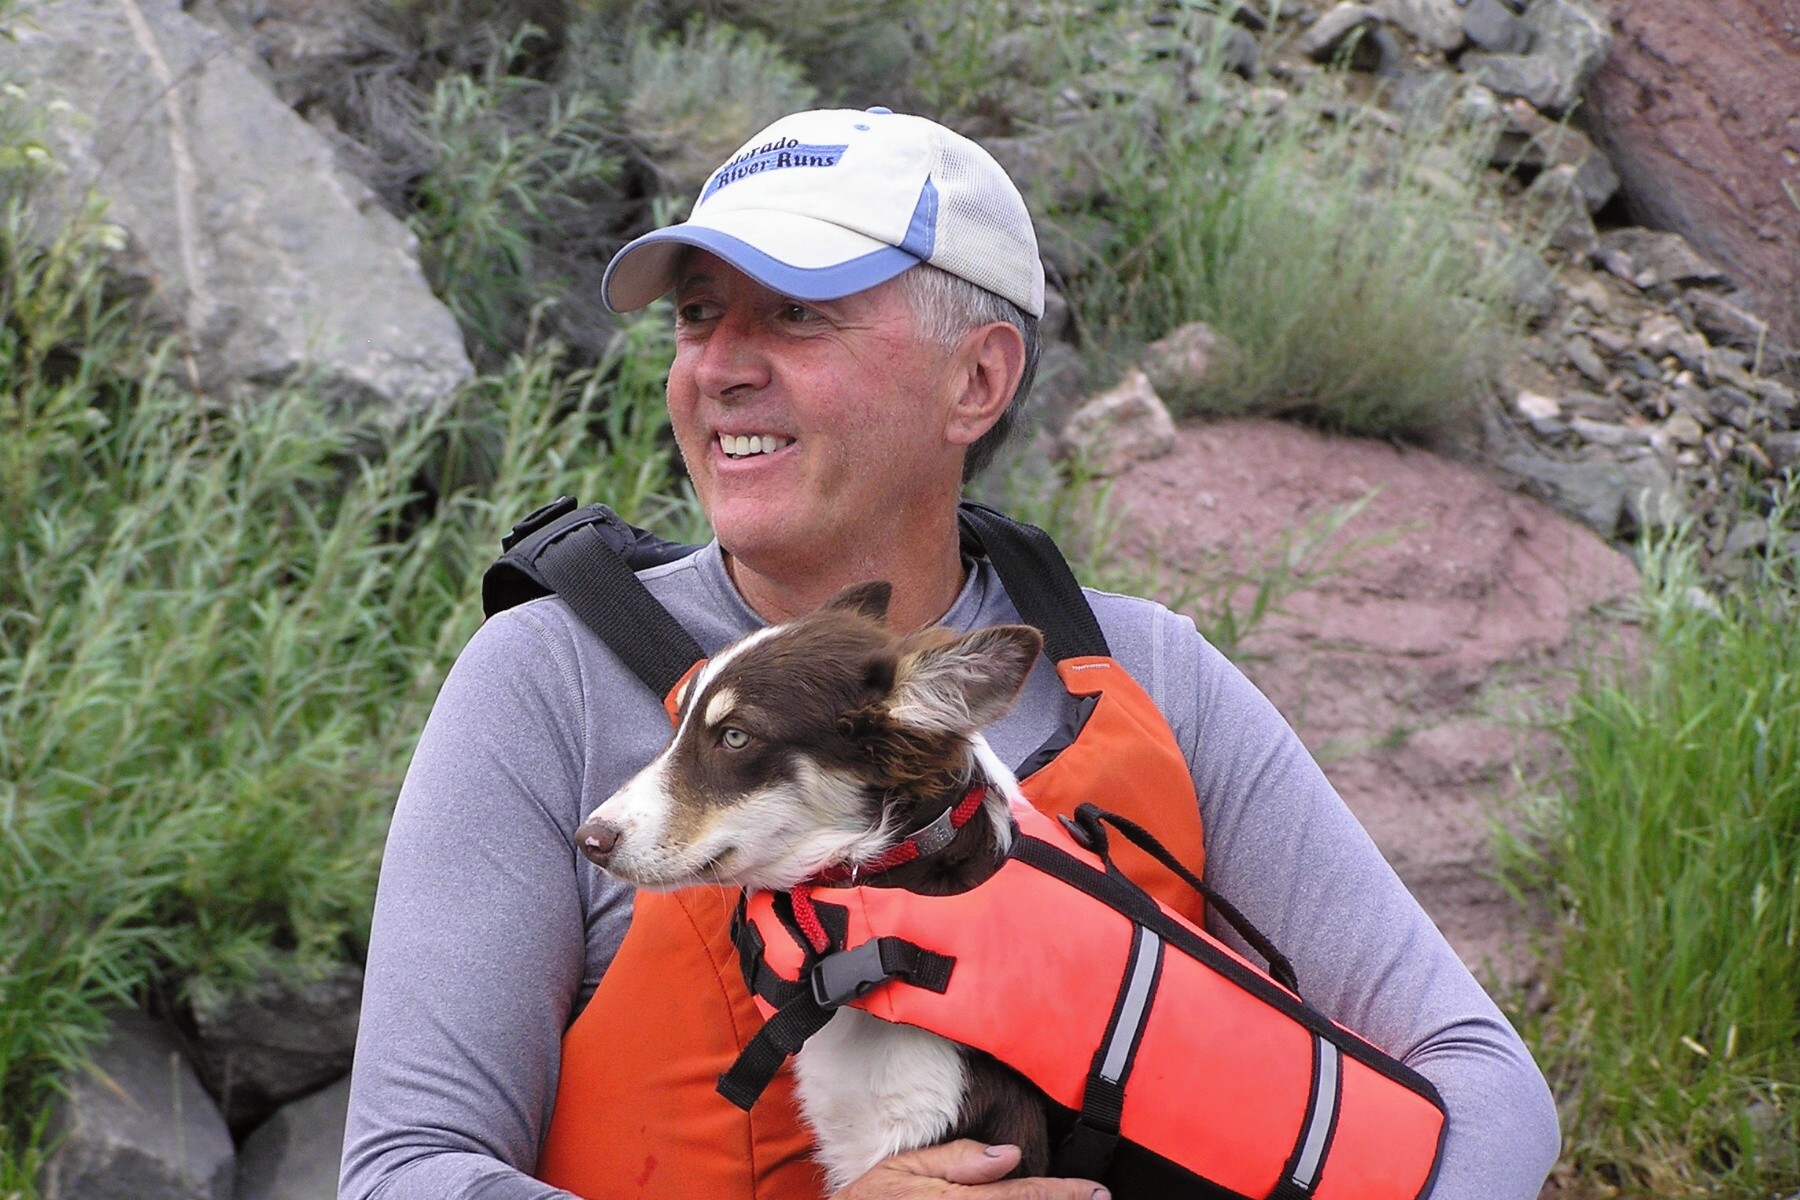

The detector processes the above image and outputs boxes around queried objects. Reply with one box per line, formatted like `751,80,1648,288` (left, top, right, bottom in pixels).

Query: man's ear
822,580,893,623
890,624,1044,732
944,321,1026,448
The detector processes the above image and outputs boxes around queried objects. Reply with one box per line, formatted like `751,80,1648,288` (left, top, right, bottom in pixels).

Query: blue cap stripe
897,178,939,260
602,225,923,311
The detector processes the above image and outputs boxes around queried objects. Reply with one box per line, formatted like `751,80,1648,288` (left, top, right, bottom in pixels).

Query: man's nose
692,309,771,398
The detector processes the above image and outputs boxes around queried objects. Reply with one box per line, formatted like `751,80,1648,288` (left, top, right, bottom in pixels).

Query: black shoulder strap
480,496,1110,698
482,496,704,698
957,500,1110,662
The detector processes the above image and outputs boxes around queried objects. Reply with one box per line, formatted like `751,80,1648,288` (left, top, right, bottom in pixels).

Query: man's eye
676,300,720,324
721,727,751,750
778,302,819,323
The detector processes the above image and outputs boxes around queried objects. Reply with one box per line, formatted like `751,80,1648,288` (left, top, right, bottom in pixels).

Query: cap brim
601,210,923,313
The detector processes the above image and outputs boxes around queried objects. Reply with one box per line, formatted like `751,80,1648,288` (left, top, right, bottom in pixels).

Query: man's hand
828,1141,1108,1200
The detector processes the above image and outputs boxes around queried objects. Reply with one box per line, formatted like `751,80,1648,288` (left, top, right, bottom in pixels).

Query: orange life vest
733,797,1446,1200
483,499,1444,1199
536,656,1213,1199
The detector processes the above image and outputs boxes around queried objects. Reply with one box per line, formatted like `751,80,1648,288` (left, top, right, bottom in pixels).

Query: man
341,107,1559,1199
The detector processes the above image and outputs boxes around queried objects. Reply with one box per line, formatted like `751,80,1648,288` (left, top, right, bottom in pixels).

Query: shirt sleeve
1135,600,1561,1200
339,607,623,1200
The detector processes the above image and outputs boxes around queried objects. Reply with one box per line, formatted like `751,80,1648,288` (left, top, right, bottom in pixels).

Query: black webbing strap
1054,922,1166,1180
718,931,955,1111
532,520,704,699
957,500,1110,663
1073,805,1300,996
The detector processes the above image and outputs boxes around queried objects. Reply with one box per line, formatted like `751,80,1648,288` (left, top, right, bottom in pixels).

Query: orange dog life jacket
730,795,1446,1200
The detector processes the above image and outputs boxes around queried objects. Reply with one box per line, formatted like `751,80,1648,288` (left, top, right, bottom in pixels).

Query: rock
0,0,472,423
1521,166,1600,257
1376,0,1466,50
1767,431,1800,473
235,1079,351,1200
1635,313,1709,370
1500,446,1631,537
1459,0,1611,115
1110,418,1641,986
984,129,1109,215
1028,341,1090,436
1619,453,1687,530
1659,411,1707,447
1516,390,1564,422
188,961,362,1132
1460,0,1533,52
1140,322,1226,402
1570,416,1648,447
1297,3,1385,61
1686,291,1772,351
1582,0,1800,347
1598,228,1729,290
1040,287,1073,345
1057,369,1179,476
1563,336,1610,385
1487,236,1557,323
40,1010,234,1200
1490,104,1619,212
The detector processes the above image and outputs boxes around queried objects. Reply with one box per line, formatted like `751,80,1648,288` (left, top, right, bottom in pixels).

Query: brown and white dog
575,581,1052,1189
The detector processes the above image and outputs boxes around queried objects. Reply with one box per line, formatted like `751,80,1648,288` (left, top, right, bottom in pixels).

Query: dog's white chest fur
794,1009,968,1190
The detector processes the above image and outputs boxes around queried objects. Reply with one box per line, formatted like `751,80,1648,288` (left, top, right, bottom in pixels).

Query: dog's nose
576,820,622,866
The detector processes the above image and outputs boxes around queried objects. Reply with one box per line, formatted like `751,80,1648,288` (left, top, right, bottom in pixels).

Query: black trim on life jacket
484,497,704,698
1009,830,1444,1109
1068,805,1300,996
482,497,1112,701
718,892,955,1112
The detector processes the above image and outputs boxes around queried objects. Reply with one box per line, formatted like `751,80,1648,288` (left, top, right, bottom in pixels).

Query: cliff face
1584,0,1800,344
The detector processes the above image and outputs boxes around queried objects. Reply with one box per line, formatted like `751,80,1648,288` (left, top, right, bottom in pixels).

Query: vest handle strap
1072,805,1301,996
721,913,957,1112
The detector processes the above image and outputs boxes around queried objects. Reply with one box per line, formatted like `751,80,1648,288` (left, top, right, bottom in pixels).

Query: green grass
1507,496,1800,1195
0,138,701,1171
1069,81,1518,439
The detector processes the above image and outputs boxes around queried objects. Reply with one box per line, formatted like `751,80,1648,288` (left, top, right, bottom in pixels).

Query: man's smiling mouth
719,434,794,459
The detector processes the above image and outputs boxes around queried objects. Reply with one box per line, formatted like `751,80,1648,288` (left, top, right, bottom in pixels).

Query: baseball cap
600,107,1045,318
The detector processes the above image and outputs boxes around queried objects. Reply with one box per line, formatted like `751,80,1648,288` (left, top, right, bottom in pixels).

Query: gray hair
897,264,1041,482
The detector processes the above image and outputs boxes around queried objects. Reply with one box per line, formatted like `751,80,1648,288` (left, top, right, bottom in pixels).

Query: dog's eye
720,727,751,750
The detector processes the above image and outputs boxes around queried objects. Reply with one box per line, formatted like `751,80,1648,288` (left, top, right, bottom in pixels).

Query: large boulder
1458,0,1611,115
187,960,363,1133
1582,0,1800,346
0,0,472,422
40,1010,235,1200
235,1079,351,1200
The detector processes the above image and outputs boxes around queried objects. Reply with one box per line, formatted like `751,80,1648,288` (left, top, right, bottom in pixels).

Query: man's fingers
880,1140,1109,1198
889,1139,1020,1185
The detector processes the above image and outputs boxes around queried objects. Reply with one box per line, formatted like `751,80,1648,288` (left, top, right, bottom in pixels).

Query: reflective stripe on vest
537,658,1207,1199
742,802,1447,1200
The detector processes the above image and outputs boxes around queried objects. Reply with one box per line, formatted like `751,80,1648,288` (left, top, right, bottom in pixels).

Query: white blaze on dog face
583,583,1043,891
583,613,893,890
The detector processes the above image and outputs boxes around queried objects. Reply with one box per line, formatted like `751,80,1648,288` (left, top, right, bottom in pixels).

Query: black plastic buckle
502,495,578,551
810,941,892,1009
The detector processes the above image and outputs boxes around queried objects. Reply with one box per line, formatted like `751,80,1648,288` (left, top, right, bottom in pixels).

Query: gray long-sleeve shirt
341,542,1559,1200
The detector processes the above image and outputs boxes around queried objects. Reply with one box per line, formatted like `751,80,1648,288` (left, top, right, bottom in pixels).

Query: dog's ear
822,581,892,623
889,624,1043,733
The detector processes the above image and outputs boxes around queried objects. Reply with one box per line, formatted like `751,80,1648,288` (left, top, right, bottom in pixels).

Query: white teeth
720,434,791,458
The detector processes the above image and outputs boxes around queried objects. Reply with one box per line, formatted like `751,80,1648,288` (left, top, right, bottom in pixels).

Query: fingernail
983,1144,1014,1158
1091,1189,1111,1200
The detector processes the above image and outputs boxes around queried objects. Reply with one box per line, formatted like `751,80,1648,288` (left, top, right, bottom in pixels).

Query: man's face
667,253,969,574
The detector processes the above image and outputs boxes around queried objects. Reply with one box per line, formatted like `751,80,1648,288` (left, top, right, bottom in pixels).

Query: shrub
0,99,698,1168
1509,492,1800,1194
410,28,624,362
1070,79,1518,439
